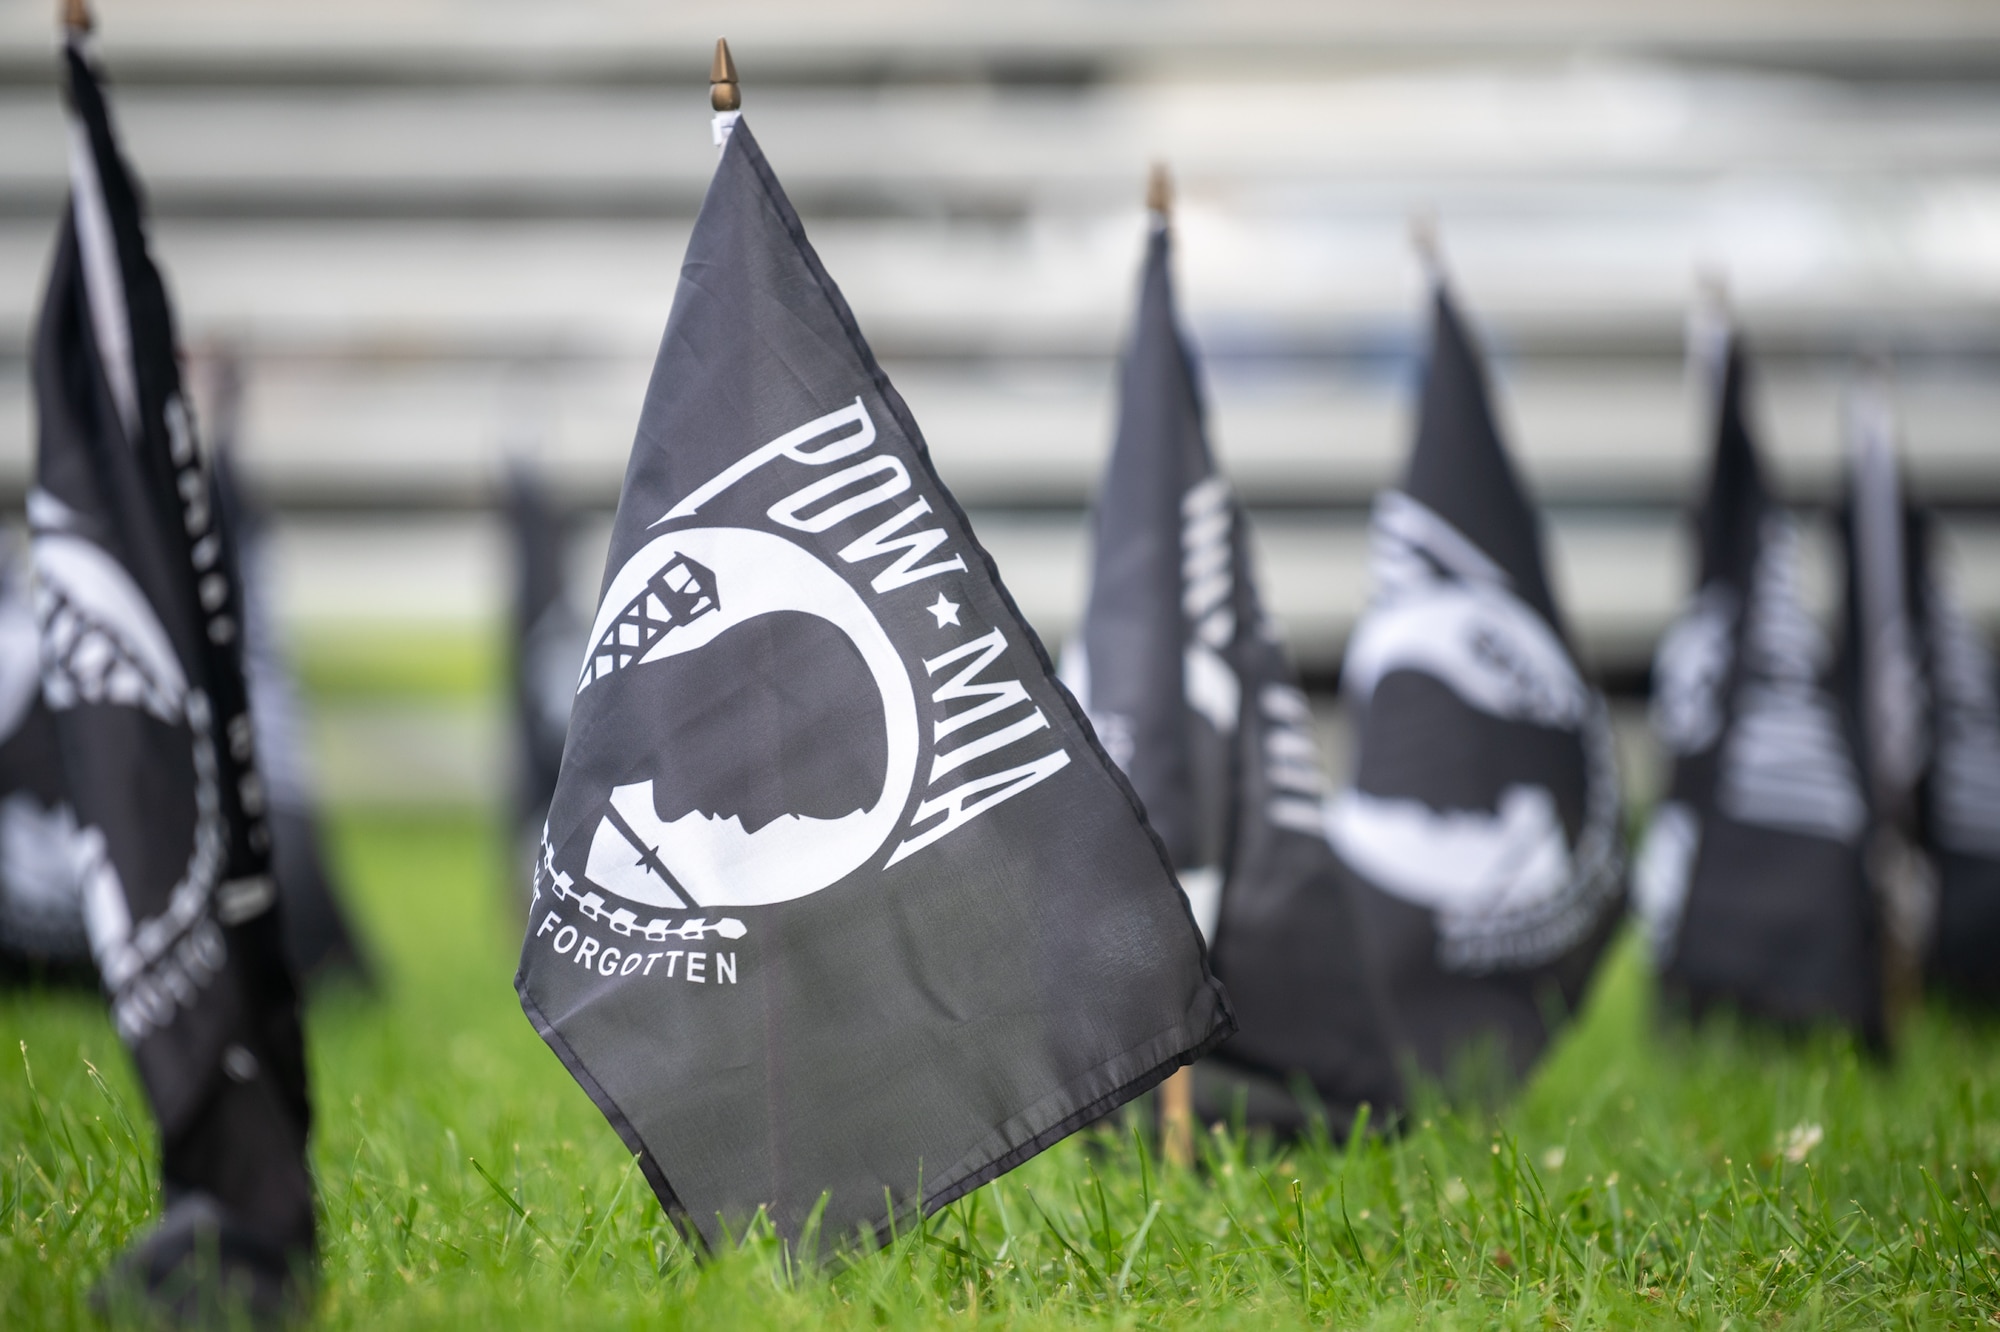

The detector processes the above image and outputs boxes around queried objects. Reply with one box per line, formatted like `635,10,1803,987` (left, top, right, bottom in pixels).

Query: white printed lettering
838,499,967,592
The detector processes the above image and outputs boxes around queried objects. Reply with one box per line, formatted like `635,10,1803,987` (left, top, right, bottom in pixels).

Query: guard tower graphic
35,558,185,725
578,554,719,691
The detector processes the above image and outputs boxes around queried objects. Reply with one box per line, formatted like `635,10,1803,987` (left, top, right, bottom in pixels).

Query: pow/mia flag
1837,385,2000,1005
1206,581,1406,1129
1636,323,1880,1039
0,538,91,984
506,464,586,911
210,374,371,987
1066,218,1231,929
1328,278,1625,1083
1069,216,1400,1131
1903,520,2000,1003
33,28,314,1307
516,118,1231,1247
1888,506,2000,996
1903,513,2000,1002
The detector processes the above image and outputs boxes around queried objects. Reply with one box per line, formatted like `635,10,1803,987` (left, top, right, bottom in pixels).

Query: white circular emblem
575,526,920,909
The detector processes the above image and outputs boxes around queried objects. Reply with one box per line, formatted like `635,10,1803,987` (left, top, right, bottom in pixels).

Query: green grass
7,806,2000,1327
289,627,500,702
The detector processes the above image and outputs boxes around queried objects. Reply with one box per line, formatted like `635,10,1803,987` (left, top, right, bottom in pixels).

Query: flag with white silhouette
30,27,315,1282
506,464,587,911
1328,278,1625,1082
1638,326,1880,1039
0,538,91,983
1836,383,2000,1006
1901,510,2000,1003
515,116,1231,1247
1069,217,1401,1130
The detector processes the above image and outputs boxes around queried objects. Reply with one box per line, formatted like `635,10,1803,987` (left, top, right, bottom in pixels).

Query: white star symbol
926,594,961,628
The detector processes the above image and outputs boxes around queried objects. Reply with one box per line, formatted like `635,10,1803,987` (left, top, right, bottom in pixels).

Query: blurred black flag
516,117,1231,1247
1068,215,1401,1130
1637,323,1880,1039
0,538,91,983
1328,278,1625,1083
506,465,585,910
1837,384,2000,1005
209,366,371,987
1067,220,1230,926
1906,531,2000,1004
32,27,314,1304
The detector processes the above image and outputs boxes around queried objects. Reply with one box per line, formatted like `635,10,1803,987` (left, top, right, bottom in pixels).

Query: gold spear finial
61,0,92,35
1146,162,1173,221
710,38,740,112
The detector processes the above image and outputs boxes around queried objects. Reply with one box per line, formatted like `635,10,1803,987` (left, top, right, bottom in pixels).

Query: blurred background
2,0,1999,811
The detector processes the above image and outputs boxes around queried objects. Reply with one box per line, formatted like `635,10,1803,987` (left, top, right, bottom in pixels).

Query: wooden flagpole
1145,159,1199,1171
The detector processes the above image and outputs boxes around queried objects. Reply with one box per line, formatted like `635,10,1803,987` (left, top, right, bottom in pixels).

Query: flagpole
710,37,740,151
1142,160,1201,1173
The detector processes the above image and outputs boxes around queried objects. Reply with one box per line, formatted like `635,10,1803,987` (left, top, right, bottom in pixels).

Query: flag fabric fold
1906,513,2000,1002
1637,328,1880,1039
1330,281,1626,1083
209,382,371,987
32,31,314,1280
516,119,1231,1248
0,537,91,982
1070,222,1402,1130
1836,385,2000,1006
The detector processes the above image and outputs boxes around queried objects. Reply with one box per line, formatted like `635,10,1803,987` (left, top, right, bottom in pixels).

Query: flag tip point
60,0,91,35
711,37,740,112
1146,162,1173,221
1695,266,1730,313
1408,210,1443,279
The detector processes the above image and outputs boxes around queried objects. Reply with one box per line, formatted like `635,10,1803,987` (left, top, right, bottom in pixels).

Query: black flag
1903,510,2000,1002
0,537,91,984
208,365,371,987
506,465,586,911
516,116,1231,1247
1328,279,1626,1083
1066,222,1230,929
1636,324,1881,1039
1837,383,2000,1006
1068,218,1401,1131
32,27,314,1308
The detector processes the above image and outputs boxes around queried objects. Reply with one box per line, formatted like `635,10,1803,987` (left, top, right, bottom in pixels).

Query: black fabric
1330,280,1625,1086
1642,335,1881,1041
0,540,93,984
1204,601,1405,1127
1833,444,2000,1005
1405,290,1565,637
210,417,370,987
1069,228,1227,871
32,37,311,1251
506,466,586,911
1907,506,2000,1002
91,1190,312,1327
1666,358,1879,1037
515,120,1231,1249
1074,224,1400,1131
